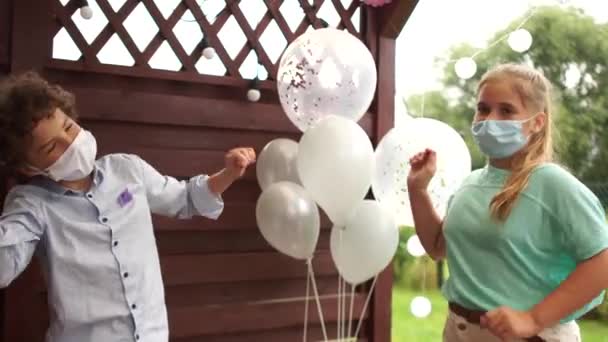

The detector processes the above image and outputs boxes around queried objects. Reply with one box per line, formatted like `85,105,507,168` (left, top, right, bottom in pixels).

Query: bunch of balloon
256,28,399,341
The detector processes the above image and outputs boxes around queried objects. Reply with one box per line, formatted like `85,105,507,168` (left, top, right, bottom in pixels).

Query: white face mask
32,129,98,182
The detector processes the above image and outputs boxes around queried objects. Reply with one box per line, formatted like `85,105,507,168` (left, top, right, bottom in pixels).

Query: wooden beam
161,252,337,286
379,0,419,39
168,294,369,337
155,230,332,255
374,36,396,143
175,325,368,342
370,34,397,342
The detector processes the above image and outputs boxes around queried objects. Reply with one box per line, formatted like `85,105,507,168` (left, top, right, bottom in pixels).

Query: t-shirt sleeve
543,165,608,262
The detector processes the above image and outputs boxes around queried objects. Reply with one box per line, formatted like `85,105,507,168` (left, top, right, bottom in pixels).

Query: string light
450,7,538,79
508,28,533,52
406,235,426,257
410,296,432,318
200,37,216,60
454,57,477,80
247,51,261,102
78,0,93,20
247,77,261,102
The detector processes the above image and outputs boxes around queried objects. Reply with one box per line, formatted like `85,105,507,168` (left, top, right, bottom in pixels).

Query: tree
406,6,608,181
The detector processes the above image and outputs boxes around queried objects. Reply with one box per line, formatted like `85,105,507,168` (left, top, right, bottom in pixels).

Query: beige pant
443,310,581,342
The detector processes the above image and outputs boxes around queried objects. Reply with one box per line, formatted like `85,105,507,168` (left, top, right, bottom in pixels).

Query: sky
53,0,607,120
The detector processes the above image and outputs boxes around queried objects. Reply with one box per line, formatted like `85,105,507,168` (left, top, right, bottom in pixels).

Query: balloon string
303,266,311,342
308,259,329,341
337,273,342,341
342,278,347,339
340,278,345,340
193,291,354,307
348,284,356,339
338,229,343,341
353,275,378,339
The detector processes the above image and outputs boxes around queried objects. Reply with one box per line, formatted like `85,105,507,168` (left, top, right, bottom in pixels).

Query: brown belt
448,302,546,342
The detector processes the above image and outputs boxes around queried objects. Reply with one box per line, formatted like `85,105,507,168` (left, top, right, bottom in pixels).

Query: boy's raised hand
225,147,256,179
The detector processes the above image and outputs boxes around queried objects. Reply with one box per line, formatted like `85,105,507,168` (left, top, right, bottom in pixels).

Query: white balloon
410,296,432,318
298,115,374,227
406,235,426,257
508,29,533,53
256,139,300,190
277,28,377,132
256,182,320,260
455,57,477,80
330,200,399,285
372,118,471,227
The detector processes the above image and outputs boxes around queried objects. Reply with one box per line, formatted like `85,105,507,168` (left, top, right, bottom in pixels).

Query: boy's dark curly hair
0,71,78,173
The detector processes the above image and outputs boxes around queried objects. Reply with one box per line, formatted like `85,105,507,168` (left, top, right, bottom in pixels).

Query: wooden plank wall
0,0,396,341
0,0,12,340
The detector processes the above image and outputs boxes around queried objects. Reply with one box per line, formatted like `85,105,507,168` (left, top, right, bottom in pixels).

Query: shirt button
113,241,119,247
135,334,140,340
131,304,137,309
87,193,93,199
101,217,108,223
123,272,129,278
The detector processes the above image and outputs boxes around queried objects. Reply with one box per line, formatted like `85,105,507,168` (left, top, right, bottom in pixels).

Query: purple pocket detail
118,189,133,207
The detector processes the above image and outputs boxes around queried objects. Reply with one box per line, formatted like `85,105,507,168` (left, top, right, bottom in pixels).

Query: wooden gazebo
0,0,418,340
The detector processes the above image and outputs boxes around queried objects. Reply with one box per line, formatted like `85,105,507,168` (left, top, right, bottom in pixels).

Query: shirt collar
29,163,104,195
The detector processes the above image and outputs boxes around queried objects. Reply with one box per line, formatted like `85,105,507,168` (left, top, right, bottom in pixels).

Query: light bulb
410,296,432,318
202,47,216,60
454,57,477,80
406,235,426,257
247,88,261,102
508,29,533,53
80,5,93,20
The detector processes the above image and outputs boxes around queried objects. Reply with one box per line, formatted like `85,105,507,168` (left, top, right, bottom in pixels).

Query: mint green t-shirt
442,163,608,322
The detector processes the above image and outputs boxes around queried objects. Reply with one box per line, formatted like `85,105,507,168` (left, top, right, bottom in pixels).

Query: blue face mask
471,115,537,159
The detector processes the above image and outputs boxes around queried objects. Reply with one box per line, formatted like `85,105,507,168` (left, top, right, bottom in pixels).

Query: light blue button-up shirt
0,154,224,342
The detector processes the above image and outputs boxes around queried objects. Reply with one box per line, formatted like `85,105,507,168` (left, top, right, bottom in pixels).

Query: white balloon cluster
256,27,472,337
256,28,396,341
257,28,395,287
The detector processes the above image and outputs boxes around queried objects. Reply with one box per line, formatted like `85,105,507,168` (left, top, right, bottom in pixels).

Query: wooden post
369,36,396,342
5,1,52,341
0,0,12,340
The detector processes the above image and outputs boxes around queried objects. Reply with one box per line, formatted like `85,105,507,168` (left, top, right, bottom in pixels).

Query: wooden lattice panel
51,0,362,82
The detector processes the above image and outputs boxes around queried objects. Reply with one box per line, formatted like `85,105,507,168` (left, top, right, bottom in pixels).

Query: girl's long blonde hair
479,64,555,221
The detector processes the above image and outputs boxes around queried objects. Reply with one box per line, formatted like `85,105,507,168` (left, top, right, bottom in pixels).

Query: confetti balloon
372,118,471,227
277,28,377,132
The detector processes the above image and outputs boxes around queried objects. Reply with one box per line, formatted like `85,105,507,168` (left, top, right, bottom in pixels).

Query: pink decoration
362,0,392,7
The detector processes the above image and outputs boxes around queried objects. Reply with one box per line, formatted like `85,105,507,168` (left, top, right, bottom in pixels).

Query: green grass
392,287,608,342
